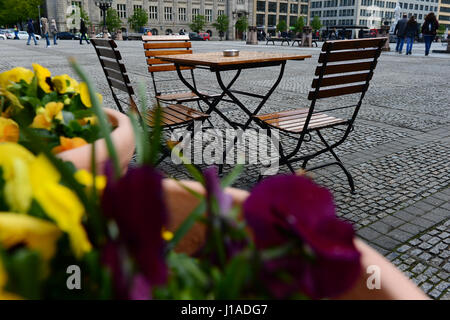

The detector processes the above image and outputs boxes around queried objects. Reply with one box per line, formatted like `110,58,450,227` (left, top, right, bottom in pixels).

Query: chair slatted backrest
142,35,194,73
308,38,386,101
91,39,139,115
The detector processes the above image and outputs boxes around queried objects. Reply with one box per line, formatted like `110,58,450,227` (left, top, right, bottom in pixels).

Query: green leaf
166,199,206,252
216,252,251,299
3,248,43,300
220,164,244,188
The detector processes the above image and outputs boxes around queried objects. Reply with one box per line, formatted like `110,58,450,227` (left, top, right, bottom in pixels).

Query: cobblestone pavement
0,39,448,299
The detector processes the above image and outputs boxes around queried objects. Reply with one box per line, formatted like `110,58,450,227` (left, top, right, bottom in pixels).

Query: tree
128,8,148,32
212,14,229,40
276,19,287,33
0,0,42,27
235,15,248,34
311,15,322,32
106,8,122,32
293,17,305,34
190,15,206,33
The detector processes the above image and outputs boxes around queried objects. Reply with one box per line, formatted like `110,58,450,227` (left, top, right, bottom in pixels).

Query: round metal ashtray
223,49,239,57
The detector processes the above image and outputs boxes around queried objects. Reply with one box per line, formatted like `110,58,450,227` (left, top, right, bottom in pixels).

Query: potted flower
0,62,428,300
0,64,134,173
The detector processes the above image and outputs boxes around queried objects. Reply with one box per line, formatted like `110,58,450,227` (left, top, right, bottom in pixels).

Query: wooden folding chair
142,35,220,106
254,38,387,193
91,39,209,148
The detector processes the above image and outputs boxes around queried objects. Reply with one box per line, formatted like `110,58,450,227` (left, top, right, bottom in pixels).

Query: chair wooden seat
255,109,348,133
156,91,221,103
145,104,209,127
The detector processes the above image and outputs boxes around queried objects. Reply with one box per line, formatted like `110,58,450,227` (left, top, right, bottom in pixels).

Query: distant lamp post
95,0,113,35
38,5,42,34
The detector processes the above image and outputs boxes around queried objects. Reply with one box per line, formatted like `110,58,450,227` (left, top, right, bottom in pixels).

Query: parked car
189,32,204,41
57,32,80,40
16,31,41,40
96,32,111,39
0,33,6,40
198,32,210,41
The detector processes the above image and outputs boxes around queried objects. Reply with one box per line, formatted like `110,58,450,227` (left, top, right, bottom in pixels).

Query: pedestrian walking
26,19,38,45
394,14,408,54
405,16,418,55
13,25,19,40
50,19,58,45
422,12,439,56
41,17,50,47
79,18,90,45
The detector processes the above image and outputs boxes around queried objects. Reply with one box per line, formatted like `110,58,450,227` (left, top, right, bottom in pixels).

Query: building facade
253,0,310,36
309,0,440,30
45,0,253,40
438,0,450,29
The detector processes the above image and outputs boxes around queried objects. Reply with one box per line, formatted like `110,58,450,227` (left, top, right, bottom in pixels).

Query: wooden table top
154,51,312,68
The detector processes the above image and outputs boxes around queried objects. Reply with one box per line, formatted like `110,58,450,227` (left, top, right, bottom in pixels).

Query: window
178,7,186,21
149,6,158,20
164,7,173,21
133,5,142,11
290,4,298,14
205,9,213,22
218,9,225,16
268,2,277,13
192,8,200,18
257,1,266,12
256,14,265,26
117,4,127,18
280,3,288,13
268,14,276,26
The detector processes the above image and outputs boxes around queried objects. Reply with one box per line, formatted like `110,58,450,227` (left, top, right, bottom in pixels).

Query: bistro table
154,51,312,131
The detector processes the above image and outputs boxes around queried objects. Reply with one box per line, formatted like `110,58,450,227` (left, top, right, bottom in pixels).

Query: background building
439,0,450,29
253,0,310,36
45,0,253,40
310,0,440,32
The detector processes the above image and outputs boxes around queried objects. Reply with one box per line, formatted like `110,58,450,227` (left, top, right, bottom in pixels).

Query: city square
1,37,447,300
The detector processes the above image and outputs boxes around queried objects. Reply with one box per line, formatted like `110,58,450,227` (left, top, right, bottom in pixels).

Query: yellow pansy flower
79,82,103,108
0,143,92,258
0,88,24,111
30,101,64,130
75,169,107,191
52,136,88,154
32,64,52,93
0,213,62,261
0,117,19,143
0,143,34,213
29,154,92,258
52,74,79,94
77,116,97,126
0,67,34,89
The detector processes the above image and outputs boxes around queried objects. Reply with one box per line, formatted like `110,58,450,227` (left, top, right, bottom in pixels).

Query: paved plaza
0,39,449,299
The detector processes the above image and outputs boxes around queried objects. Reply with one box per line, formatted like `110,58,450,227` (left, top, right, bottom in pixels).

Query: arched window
206,29,212,36
151,28,158,35
165,29,173,35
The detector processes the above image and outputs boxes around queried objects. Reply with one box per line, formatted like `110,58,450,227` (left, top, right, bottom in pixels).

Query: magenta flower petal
101,166,168,287
203,166,233,216
129,274,152,300
243,175,361,299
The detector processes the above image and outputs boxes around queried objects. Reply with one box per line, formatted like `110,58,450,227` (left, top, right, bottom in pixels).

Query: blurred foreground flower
101,164,168,290
244,175,361,299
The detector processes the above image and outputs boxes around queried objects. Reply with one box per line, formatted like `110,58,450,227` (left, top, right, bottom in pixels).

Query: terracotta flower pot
57,108,135,173
162,178,428,300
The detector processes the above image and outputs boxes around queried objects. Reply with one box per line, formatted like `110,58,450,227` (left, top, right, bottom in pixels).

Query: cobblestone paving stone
1,40,448,299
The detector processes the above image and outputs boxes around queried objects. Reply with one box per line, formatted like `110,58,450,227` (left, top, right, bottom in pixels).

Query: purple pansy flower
101,164,168,292
243,175,361,299
203,166,233,217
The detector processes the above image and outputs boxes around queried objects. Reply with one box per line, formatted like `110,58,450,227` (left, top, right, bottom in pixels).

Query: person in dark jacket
79,18,90,45
394,14,408,53
421,12,439,56
26,19,38,45
405,16,418,55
